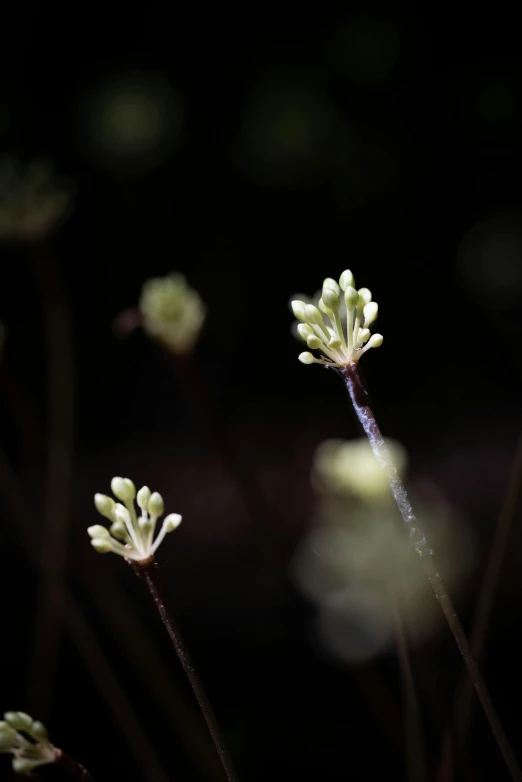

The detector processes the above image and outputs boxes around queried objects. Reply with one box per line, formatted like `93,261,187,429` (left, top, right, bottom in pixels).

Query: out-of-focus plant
289,270,521,781
0,157,74,243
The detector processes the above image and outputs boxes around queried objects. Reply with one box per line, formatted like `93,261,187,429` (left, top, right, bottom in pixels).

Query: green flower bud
4,712,32,731
307,335,322,350
339,269,355,291
322,287,340,311
114,503,131,525
357,328,370,344
363,301,378,326
369,334,383,347
91,538,111,553
344,286,359,309
297,323,314,341
291,300,307,322
137,486,151,511
163,513,182,532
12,757,38,774
110,522,128,541
138,517,152,534
30,721,48,741
323,277,340,296
304,304,325,326
94,494,115,521
148,492,164,517
87,525,109,539
298,352,315,364
358,287,372,306
111,477,136,502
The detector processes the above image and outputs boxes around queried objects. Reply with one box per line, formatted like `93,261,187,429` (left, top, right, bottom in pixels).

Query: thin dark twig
134,561,240,782
438,433,522,782
55,750,96,781
342,363,522,782
28,244,75,718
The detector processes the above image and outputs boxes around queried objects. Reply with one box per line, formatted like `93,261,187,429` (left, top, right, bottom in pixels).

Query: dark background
2,3,522,780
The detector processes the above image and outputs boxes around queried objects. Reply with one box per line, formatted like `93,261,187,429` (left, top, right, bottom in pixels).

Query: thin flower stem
342,363,522,782
55,750,96,781
28,243,75,719
438,433,522,781
134,561,240,782
388,588,426,782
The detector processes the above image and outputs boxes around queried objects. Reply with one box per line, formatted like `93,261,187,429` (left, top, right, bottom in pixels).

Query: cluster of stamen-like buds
89,477,182,563
291,270,383,367
0,712,56,775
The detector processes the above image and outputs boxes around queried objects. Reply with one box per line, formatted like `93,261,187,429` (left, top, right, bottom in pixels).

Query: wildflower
0,712,56,775
0,157,74,243
89,477,182,563
139,273,206,354
290,270,383,367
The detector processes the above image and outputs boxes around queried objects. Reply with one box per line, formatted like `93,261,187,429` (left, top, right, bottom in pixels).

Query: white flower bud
163,513,182,532
13,758,39,774
114,503,131,525
91,538,112,553
344,286,359,309
148,492,164,516
4,712,32,731
307,335,322,349
363,301,378,326
111,476,136,502
339,269,355,291
94,494,115,521
110,522,128,541
87,525,110,539
358,288,372,306
323,277,340,296
138,516,152,534
297,323,314,341
357,328,370,344
318,297,332,315
369,334,383,347
291,300,307,322
322,287,340,311
30,721,48,741
298,352,315,364
137,485,151,511
328,337,342,350
304,304,323,325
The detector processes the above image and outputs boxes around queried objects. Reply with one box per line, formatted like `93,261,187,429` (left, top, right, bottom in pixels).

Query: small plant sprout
291,270,383,367
139,272,206,354
89,477,182,563
289,270,522,781
0,712,56,775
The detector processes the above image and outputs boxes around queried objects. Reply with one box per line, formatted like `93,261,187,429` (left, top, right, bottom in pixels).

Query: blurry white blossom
313,437,407,502
139,273,206,354
0,157,74,243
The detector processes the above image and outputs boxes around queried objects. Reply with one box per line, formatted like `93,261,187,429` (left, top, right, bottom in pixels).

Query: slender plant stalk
0,450,171,782
134,561,240,782
28,243,75,718
438,433,522,781
342,363,522,781
55,750,96,781
389,589,426,782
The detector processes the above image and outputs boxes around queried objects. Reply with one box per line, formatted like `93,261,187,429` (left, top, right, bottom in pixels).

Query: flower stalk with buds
0,712,94,780
291,270,382,368
290,270,522,782
89,478,182,563
89,477,239,782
